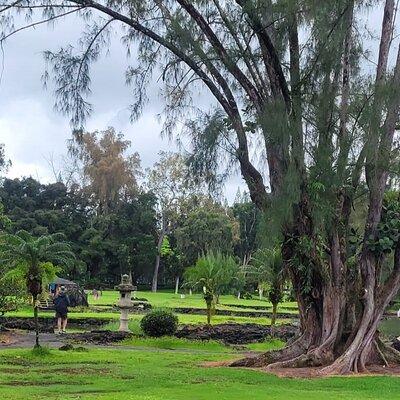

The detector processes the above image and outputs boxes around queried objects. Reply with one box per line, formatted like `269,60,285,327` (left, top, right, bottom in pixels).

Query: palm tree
184,251,238,324
0,231,75,347
250,247,284,327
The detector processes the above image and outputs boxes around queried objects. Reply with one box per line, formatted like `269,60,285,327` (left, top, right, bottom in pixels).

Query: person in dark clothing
54,286,70,334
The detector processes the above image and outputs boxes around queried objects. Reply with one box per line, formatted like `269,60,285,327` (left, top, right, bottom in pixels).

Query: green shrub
31,346,51,357
140,310,178,337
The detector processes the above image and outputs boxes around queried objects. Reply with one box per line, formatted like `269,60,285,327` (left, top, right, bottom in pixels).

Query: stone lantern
115,274,137,332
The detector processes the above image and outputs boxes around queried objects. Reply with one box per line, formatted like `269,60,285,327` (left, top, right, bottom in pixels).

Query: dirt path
0,330,66,349
0,329,257,358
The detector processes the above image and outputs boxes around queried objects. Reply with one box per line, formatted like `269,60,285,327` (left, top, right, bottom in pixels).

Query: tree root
376,338,400,364
230,335,308,368
230,332,400,374
266,347,334,370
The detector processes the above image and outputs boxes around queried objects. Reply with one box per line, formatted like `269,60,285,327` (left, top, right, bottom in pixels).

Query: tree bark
33,294,40,348
152,218,166,293
271,303,277,326
232,181,400,373
205,297,213,325
174,276,180,295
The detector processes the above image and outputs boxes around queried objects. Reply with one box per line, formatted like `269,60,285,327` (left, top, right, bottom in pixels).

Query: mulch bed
68,330,132,345
0,317,109,333
176,323,298,344
173,307,296,319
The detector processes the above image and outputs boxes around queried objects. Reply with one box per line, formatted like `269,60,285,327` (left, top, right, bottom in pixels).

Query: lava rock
0,317,55,333
0,316,109,333
392,337,400,352
69,330,132,345
172,307,296,319
175,323,298,345
59,344,74,351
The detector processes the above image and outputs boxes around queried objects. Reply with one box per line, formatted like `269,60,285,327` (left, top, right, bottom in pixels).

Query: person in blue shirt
53,286,70,334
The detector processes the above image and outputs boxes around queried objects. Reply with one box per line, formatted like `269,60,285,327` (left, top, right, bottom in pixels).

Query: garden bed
68,330,133,345
0,317,110,332
175,323,298,344
172,307,296,319
221,303,298,312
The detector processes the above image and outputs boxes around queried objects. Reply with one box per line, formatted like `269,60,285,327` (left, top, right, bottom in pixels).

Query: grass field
88,290,298,312
2,290,399,399
118,336,285,352
5,289,297,327
8,307,289,327
0,346,399,400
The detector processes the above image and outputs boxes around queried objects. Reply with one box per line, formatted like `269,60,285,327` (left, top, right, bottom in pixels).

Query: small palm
0,231,75,347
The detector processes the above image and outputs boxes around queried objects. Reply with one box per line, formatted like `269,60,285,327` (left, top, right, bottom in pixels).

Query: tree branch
175,0,264,109
0,7,84,42
235,0,291,111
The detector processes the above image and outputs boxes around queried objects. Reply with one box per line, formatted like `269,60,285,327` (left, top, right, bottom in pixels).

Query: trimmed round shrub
140,309,178,337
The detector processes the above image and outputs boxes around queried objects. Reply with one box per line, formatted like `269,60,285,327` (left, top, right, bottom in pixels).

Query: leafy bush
140,310,178,337
0,277,25,316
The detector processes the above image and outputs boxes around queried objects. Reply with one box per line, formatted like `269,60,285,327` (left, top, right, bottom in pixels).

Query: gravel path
0,330,256,357
0,330,66,349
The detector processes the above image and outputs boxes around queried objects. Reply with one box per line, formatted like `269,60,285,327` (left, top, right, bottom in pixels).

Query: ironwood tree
2,0,400,373
72,127,142,214
147,151,204,292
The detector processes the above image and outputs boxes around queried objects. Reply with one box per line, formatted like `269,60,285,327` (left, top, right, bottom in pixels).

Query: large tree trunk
232,259,400,373
231,189,400,373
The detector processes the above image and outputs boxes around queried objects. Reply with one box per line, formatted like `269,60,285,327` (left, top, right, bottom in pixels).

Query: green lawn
88,289,298,312
4,290,298,328
8,307,289,326
117,334,285,352
119,336,240,352
0,346,398,400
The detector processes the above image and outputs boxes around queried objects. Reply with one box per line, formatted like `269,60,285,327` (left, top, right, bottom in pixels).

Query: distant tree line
0,131,261,290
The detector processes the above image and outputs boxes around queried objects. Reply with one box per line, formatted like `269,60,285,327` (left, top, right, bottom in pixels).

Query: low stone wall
89,302,152,313
69,330,132,344
66,323,298,346
173,307,297,319
221,303,298,312
175,323,298,344
0,316,110,332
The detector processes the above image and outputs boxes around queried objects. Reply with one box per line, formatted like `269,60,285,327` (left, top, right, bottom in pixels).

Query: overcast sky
0,15,244,202
0,5,393,202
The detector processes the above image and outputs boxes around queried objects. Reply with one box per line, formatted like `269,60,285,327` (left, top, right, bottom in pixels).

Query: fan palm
249,247,284,327
0,231,75,347
184,251,238,324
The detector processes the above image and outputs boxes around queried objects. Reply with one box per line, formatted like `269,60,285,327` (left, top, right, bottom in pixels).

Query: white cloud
0,13,249,202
